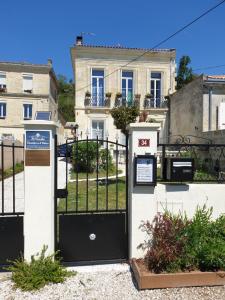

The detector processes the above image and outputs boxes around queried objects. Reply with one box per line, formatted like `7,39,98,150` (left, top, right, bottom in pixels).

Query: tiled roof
76,44,175,53
0,61,51,68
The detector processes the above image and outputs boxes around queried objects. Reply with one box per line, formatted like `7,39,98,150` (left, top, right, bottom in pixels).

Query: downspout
209,87,212,131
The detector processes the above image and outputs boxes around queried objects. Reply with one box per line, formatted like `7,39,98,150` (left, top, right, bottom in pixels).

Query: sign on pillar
23,121,58,261
127,122,161,259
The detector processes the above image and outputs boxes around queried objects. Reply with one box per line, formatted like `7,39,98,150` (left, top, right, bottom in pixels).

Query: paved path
0,158,70,214
69,163,126,182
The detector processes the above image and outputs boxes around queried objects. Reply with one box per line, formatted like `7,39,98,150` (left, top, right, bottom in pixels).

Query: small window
0,102,6,118
92,120,104,140
0,73,6,91
23,104,32,120
35,111,52,121
23,74,33,93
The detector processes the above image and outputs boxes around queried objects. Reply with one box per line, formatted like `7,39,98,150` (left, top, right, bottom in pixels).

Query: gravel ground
1,270,225,300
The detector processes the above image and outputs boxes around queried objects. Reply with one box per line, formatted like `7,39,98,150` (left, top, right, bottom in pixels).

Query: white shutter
23,75,33,91
219,102,225,129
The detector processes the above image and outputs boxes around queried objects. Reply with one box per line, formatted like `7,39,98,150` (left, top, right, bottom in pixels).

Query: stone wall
169,76,203,142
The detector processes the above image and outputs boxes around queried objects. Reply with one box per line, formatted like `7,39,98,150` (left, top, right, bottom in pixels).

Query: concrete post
128,122,161,259
23,121,58,261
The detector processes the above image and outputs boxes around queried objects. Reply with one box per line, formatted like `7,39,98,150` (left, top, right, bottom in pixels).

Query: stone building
169,75,225,143
70,36,176,143
0,60,58,142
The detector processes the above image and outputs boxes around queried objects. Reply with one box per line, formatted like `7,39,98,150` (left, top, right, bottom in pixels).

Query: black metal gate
54,135,128,264
0,142,24,267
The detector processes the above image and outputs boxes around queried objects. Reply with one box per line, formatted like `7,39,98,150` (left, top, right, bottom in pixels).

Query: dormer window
0,73,6,92
23,74,33,93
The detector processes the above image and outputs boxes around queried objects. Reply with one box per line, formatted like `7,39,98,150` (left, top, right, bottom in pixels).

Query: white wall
131,183,225,259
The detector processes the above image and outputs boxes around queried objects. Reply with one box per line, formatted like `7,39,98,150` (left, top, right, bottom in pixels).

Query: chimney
47,59,52,66
76,36,83,46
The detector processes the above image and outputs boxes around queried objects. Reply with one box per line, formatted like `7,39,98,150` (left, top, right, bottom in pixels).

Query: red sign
138,139,150,147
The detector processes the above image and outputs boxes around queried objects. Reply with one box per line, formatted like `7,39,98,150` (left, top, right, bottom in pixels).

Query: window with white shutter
23,74,33,93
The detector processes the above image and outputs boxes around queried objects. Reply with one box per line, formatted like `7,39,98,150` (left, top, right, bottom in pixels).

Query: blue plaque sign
26,131,50,150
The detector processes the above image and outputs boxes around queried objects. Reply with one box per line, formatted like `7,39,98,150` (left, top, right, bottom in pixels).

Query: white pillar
128,122,161,259
23,121,58,261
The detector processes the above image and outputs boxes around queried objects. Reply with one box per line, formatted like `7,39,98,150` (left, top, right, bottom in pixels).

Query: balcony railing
114,97,139,108
84,94,168,109
84,96,111,108
144,97,168,109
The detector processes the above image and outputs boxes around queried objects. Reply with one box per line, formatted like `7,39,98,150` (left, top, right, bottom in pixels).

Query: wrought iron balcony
84,96,111,108
144,97,168,109
114,97,140,108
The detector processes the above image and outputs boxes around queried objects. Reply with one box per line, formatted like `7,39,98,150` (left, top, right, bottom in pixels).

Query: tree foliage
57,75,74,121
110,106,139,135
176,56,196,90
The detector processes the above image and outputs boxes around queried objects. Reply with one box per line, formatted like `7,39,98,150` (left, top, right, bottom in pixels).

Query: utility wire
76,0,225,93
193,64,225,72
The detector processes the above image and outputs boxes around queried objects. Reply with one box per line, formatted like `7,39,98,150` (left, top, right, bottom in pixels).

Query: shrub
140,206,225,273
99,148,114,171
183,206,225,271
139,212,189,273
72,142,115,173
110,105,139,135
72,141,99,172
7,246,74,291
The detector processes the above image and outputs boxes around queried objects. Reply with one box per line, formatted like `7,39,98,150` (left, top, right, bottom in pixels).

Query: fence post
127,122,161,259
23,120,58,261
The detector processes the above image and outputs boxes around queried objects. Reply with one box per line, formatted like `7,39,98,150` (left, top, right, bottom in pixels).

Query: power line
193,64,225,72
76,0,225,93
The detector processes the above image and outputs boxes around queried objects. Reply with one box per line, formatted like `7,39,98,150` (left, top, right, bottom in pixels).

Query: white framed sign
134,155,157,186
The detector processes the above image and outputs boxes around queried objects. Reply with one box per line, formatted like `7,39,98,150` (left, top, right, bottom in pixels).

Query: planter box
131,259,225,290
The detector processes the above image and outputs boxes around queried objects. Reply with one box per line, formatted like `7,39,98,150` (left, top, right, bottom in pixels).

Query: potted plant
84,91,91,106
115,92,122,107
105,92,112,107
131,206,225,290
106,92,112,98
145,93,152,99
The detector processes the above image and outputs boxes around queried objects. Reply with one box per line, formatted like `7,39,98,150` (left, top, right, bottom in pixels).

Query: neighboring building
71,36,176,143
0,60,58,142
169,75,225,143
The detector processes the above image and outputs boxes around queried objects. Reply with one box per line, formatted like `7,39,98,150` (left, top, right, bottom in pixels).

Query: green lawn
70,168,123,180
58,176,126,212
0,162,24,180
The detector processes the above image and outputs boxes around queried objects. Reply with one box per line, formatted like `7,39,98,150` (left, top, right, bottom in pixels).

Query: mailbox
165,158,194,181
134,155,157,186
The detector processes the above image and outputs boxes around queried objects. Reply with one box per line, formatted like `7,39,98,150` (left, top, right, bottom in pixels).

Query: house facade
71,36,176,143
0,60,58,142
169,75,225,143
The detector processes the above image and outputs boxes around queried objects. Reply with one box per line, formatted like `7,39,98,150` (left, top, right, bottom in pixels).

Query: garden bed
131,259,225,290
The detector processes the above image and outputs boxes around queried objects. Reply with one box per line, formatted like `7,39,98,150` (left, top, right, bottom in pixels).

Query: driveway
0,158,71,214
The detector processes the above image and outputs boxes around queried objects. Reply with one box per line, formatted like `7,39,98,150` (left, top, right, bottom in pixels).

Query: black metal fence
0,141,24,267
56,135,128,214
157,143,225,183
0,141,24,216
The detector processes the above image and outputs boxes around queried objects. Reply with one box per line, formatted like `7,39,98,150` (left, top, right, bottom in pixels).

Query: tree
57,75,75,121
176,56,196,90
110,106,139,135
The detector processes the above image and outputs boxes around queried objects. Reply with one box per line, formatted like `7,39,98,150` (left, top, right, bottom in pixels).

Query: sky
1,0,225,80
